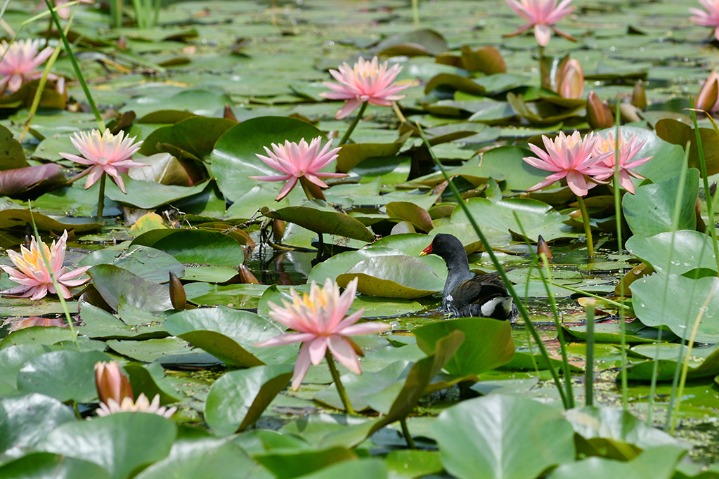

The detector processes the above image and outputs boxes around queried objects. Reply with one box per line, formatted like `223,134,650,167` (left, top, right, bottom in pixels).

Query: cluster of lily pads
2,0,719,477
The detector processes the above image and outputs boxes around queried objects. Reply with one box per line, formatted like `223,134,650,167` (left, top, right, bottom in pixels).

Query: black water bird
421,233,516,320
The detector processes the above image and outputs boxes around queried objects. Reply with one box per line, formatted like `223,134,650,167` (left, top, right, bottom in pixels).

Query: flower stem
96,172,106,219
338,101,368,146
576,194,594,258
325,350,356,415
400,417,416,449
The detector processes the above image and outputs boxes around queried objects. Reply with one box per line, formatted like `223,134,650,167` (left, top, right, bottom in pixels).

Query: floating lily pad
336,255,444,299
626,230,717,275
164,307,295,367
632,273,719,343
262,201,375,242
131,229,244,266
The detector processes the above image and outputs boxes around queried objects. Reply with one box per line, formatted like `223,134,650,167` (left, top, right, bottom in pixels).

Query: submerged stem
400,417,416,449
338,101,368,146
325,350,356,415
575,195,594,258
96,172,106,219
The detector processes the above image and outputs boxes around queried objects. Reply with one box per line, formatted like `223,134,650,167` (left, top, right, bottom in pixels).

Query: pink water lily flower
60,129,144,193
321,56,412,119
505,0,575,47
587,132,653,194
0,39,53,93
524,131,608,196
1,230,90,300
250,136,346,201
691,0,719,41
256,278,389,390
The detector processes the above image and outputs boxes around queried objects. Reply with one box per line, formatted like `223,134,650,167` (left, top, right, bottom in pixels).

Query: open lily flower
690,0,719,41
250,136,346,201
256,278,389,390
60,129,144,194
0,39,53,93
523,131,608,197
504,0,575,47
588,132,653,194
1,230,90,300
321,56,412,119
96,394,177,418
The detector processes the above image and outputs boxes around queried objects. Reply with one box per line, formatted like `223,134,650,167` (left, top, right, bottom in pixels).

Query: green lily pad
626,344,719,382
16,349,110,403
262,201,374,242
164,307,295,367
632,273,719,343
0,393,76,457
205,365,293,435
626,230,717,275
40,413,177,479
0,453,110,479
336,255,444,299
104,178,210,209
89,265,173,313
131,229,245,266
622,169,698,237
655,118,719,177
82,245,185,283
548,445,685,479
430,394,576,479
140,117,236,158
414,318,515,377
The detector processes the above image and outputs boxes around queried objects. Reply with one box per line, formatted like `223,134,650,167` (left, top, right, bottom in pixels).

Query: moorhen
421,233,516,320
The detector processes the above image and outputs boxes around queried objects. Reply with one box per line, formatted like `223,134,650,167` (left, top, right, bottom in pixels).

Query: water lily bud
556,58,584,99
537,235,553,263
169,272,186,310
95,361,133,405
238,264,260,284
587,91,614,129
272,219,286,243
631,80,647,109
695,72,719,113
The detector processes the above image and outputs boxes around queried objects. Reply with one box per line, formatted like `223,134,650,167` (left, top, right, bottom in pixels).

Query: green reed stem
417,123,570,409
44,0,105,131
584,304,595,407
690,109,719,273
515,214,574,408
575,195,594,258
411,0,419,26
611,104,627,411
671,289,717,433
325,350,356,415
338,101,367,146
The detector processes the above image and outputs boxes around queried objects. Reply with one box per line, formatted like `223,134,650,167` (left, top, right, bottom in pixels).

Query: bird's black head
422,233,467,263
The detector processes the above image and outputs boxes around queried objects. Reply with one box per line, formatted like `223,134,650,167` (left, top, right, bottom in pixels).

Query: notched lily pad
336,255,444,299
262,201,375,242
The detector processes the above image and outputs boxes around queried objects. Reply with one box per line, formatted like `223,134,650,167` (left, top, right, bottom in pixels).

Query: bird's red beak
420,243,433,256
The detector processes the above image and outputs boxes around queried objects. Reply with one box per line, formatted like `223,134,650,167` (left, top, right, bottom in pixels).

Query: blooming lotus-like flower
523,131,608,196
695,71,719,113
95,361,133,405
2,316,67,332
587,132,653,194
1,230,90,300
60,129,144,193
0,39,53,93
505,0,575,47
250,136,346,201
96,393,177,418
691,0,719,41
256,278,389,390
321,56,412,119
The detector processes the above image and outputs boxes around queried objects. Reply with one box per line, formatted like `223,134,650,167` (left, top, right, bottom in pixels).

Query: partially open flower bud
587,91,614,129
555,58,584,99
95,361,133,405
537,235,553,263
695,72,719,113
631,80,647,110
